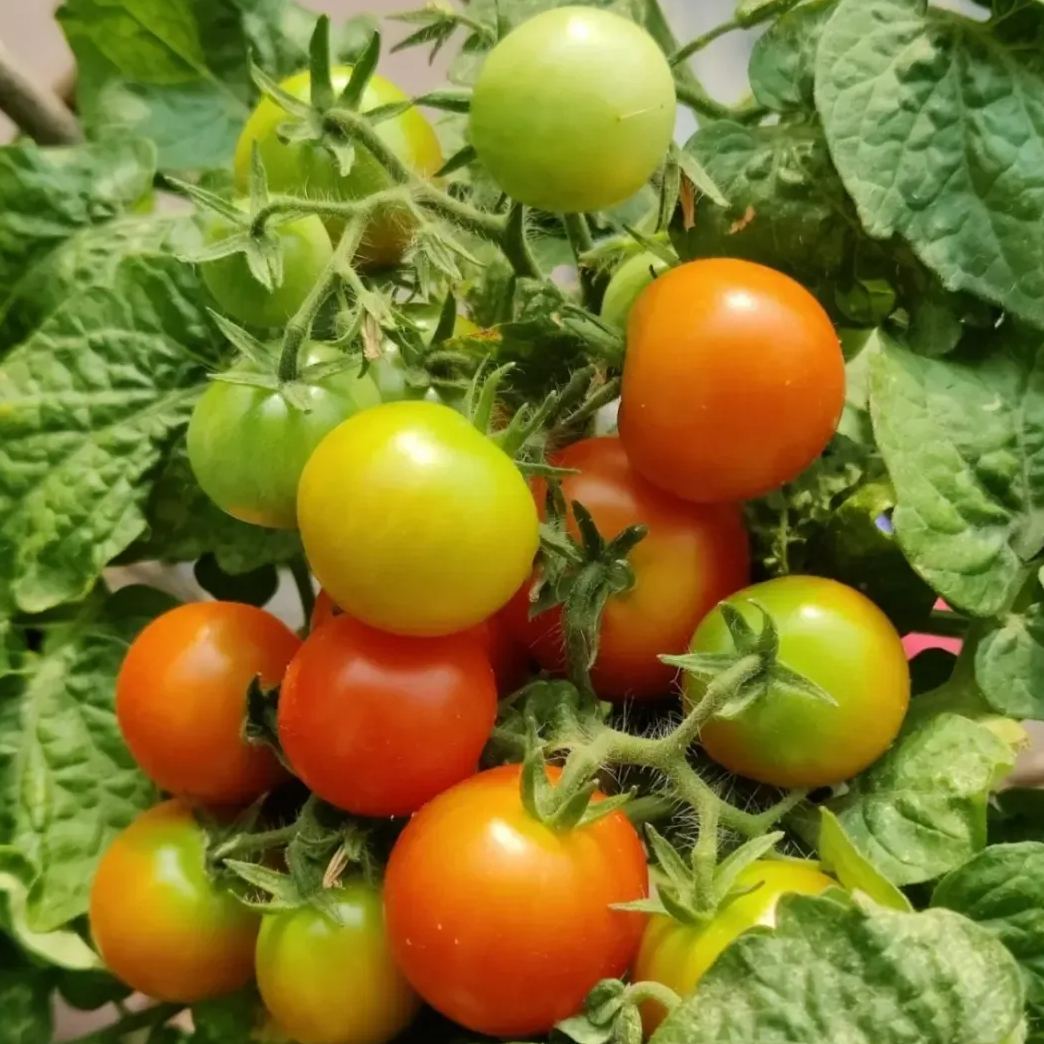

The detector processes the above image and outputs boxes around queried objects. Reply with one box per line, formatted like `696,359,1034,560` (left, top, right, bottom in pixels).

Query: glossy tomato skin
470,7,675,213
384,764,648,1037
297,401,539,637
505,438,749,700
90,801,259,1002
200,208,332,328
620,259,844,503
188,347,380,529
234,68,442,267
633,859,834,1034
278,614,497,816
117,602,300,804
600,251,669,329
255,880,419,1044
693,576,910,788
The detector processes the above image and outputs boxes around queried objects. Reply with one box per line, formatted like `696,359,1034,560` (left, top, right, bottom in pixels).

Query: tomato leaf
817,808,912,911
0,941,53,1044
870,330,1044,617
651,893,1025,1043
748,0,833,113
828,712,1017,886
815,0,1044,328
975,596,1044,720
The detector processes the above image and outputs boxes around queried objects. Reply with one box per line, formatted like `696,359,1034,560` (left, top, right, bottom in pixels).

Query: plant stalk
0,40,82,144
670,18,741,66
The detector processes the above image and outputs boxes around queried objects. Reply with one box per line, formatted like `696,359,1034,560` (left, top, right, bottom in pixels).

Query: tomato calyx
663,601,837,722
519,743,632,831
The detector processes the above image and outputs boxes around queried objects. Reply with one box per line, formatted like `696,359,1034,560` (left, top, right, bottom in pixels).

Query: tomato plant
633,860,835,1034
505,437,749,700
298,400,539,636
620,258,845,503
469,6,676,212
90,802,259,1003
200,209,333,328
278,613,497,815
187,346,380,529
692,575,911,789
384,764,648,1037
255,880,419,1044
117,601,300,804
234,66,442,266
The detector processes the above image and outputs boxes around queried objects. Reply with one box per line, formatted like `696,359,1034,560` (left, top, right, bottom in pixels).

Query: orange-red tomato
384,764,648,1037
90,801,259,1002
620,258,844,503
116,601,299,805
505,437,749,700
278,615,497,815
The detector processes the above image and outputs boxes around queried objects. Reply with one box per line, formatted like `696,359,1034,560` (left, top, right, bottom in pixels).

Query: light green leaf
870,331,1044,616
976,600,1044,719
0,585,175,932
816,0,1044,327
652,894,1025,1043
748,0,834,112
0,254,225,613
817,808,911,911
829,712,1016,886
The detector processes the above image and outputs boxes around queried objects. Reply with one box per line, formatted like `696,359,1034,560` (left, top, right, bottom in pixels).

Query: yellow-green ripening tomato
633,859,835,1035
234,67,443,267
187,346,380,529
297,400,539,636
469,7,676,213
692,575,911,788
600,251,670,328
89,801,259,1003
199,205,333,328
256,881,419,1044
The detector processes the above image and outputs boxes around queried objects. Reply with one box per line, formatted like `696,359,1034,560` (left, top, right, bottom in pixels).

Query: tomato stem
289,557,316,629
0,39,82,144
624,980,682,1013
669,18,741,66
211,822,300,862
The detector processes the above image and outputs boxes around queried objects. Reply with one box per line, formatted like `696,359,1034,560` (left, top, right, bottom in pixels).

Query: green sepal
308,16,335,110
339,30,381,110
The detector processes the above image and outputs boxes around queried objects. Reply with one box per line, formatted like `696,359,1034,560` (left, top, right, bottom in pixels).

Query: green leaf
191,989,266,1043
870,330,1044,616
815,0,1044,328
748,0,834,112
932,842,1044,1013
817,808,912,911
976,600,1044,719
829,712,1016,886
651,894,1025,1043
0,138,155,312
0,253,225,613
0,585,176,931
0,942,53,1044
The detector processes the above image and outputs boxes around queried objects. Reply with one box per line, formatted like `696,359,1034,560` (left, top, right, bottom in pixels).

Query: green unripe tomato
200,209,333,328
187,346,380,529
600,251,669,328
469,7,676,213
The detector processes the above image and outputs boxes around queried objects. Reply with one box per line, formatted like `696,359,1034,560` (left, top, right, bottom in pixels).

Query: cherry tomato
255,880,419,1044
234,67,442,267
620,258,844,503
90,801,259,1002
692,576,910,788
505,438,749,700
600,251,669,328
633,859,835,1034
297,401,539,637
384,764,648,1037
117,601,300,804
200,208,332,328
310,588,529,693
470,7,676,212
187,346,380,529
278,614,497,816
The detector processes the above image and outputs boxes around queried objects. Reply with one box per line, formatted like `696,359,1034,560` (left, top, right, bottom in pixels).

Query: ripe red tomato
117,602,300,805
90,801,259,1002
505,438,749,700
384,764,648,1037
693,576,910,788
620,258,844,503
278,614,497,815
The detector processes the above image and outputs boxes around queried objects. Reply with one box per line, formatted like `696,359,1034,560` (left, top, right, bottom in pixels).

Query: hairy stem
0,40,82,144
670,18,740,65
211,823,299,862
625,980,682,1012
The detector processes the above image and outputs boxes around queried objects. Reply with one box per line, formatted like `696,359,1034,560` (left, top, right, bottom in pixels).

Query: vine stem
64,1003,183,1044
670,18,740,65
625,980,682,1012
211,822,299,861
0,40,82,144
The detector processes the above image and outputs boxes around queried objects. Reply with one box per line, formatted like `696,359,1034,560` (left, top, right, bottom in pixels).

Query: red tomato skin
620,258,844,503
116,602,300,805
384,764,648,1037
505,438,749,700
278,615,498,816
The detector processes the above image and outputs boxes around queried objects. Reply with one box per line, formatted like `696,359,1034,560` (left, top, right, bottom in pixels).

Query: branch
0,40,82,145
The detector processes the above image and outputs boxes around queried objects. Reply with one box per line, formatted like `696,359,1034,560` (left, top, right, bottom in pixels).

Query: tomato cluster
89,8,918,1039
